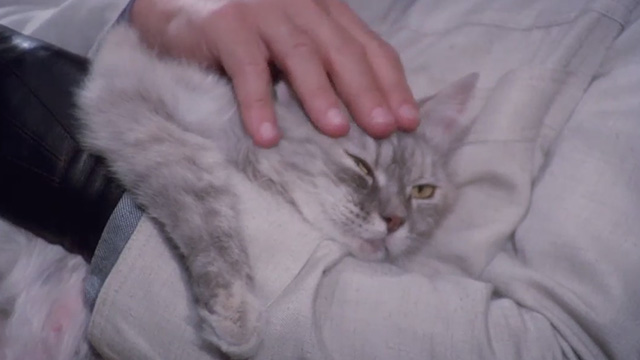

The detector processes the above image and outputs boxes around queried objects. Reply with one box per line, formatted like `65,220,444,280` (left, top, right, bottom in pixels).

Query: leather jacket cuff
0,25,124,260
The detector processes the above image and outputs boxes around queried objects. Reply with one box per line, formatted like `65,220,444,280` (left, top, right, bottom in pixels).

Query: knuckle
289,38,315,54
329,34,364,59
369,39,401,64
248,95,271,107
210,2,245,25
345,41,367,59
343,85,380,107
239,92,272,110
218,1,245,17
300,83,333,102
374,38,395,54
235,57,268,76
331,42,365,66
360,87,383,103
280,37,317,66
381,42,402,64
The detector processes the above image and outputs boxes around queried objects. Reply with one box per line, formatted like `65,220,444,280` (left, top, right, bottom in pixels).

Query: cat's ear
418,73,478,154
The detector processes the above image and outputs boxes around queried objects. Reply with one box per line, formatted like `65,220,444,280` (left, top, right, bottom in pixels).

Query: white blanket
20,0,639,358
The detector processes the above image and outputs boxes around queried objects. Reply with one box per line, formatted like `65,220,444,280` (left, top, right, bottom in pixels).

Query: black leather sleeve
0,25,124,261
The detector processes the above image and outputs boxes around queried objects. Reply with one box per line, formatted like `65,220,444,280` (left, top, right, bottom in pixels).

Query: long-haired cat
0,24,477,359
78,24,477,358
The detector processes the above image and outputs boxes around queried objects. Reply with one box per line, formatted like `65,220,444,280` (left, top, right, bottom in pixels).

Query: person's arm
0,0,132,56
1,0,419,147
0,25,125,260
128,0,419,147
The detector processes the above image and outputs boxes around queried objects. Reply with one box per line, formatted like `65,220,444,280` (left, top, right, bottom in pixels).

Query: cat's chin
350,239,388,262
349,232,414,262
384,229,413,259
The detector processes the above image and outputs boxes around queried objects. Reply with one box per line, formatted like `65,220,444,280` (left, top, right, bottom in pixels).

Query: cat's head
266,74,478,260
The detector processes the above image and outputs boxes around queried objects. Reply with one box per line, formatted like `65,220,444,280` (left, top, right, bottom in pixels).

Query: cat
77,24,478,358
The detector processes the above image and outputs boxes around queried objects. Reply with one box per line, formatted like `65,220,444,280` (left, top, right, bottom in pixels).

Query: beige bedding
4,0,639,358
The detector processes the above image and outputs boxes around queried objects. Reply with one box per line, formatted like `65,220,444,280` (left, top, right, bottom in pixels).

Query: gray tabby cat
78,25,477,358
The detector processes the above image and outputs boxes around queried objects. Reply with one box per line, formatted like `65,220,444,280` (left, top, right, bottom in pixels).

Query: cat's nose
383,215,405,233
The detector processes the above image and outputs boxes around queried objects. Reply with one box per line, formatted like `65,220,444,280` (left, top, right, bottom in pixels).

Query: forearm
0,0,132,56
0,25,125,260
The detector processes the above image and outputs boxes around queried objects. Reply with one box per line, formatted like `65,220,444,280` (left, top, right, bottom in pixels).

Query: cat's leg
78,99,263,357
169,189,264,358
105,140,262,357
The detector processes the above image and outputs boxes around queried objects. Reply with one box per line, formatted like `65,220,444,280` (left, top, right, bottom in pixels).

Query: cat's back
83,25,241,142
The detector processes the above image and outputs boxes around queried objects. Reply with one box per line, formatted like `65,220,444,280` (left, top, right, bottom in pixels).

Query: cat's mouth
351,228,412,262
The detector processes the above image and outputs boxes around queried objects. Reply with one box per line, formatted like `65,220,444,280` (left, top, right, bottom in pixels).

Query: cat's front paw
198,281,263,359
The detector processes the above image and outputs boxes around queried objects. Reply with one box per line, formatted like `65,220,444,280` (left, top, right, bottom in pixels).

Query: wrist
118,0,137,23
130,0,177,51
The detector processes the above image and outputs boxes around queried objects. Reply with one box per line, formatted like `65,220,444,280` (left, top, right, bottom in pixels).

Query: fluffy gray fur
77,25,477,358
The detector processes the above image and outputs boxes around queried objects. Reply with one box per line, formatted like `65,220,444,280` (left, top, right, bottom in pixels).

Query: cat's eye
346,152,373,177
411,184,436,199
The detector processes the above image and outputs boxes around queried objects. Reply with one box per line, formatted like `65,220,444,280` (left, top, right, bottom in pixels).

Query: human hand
130,0,419,147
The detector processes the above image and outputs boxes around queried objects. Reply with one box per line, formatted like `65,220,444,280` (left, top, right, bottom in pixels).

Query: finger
206,4,280,147
287,1,396,138
322,0,419,131
260,10,349,137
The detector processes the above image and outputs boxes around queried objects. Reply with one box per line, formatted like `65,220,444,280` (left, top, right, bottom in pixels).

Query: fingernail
370,107,395,126
258,122,279,142
326,108,348,127
398,104,419,120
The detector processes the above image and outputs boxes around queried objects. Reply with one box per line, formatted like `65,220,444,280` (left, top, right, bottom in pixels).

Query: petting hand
130,0,419,147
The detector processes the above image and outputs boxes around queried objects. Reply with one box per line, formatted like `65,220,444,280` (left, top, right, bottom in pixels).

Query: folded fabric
88,0,640,359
